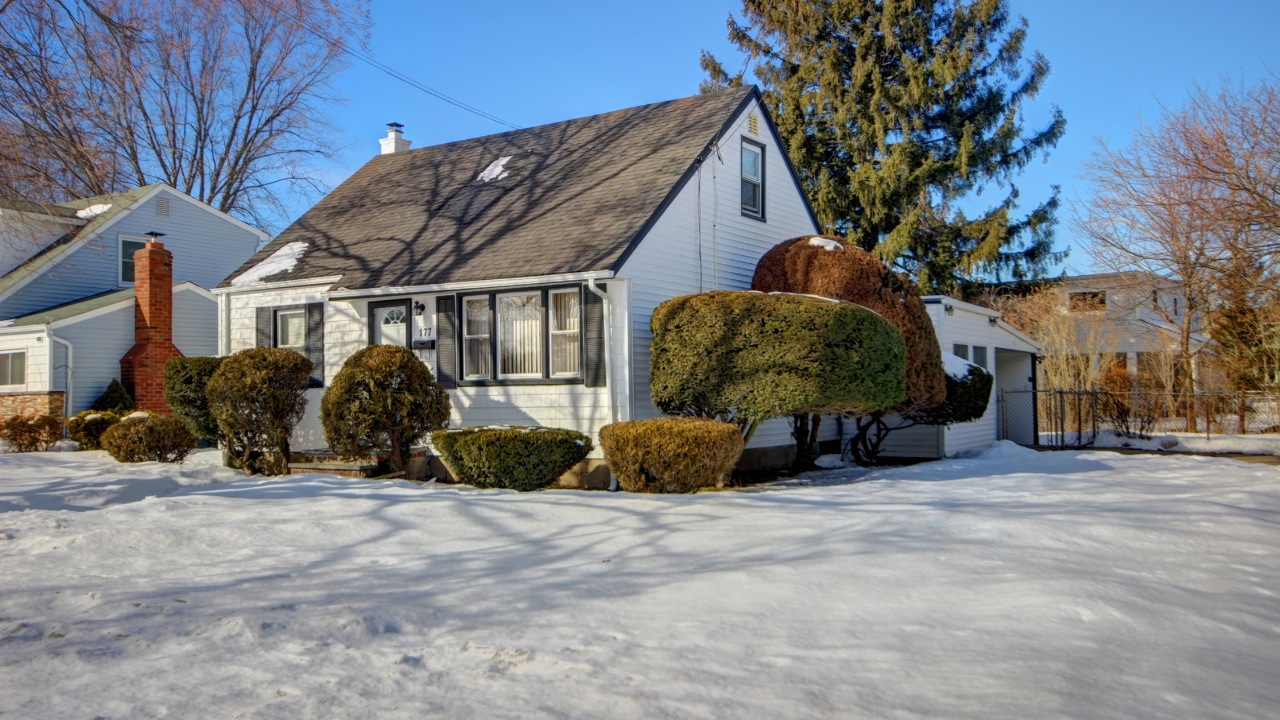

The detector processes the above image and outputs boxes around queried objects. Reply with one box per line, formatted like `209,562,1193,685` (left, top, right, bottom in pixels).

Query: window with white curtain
499,292,543,378
550,289,580,377
463,296,491,380
276,310,306,353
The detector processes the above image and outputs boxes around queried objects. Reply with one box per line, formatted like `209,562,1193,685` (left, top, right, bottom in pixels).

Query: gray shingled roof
219,87,760,290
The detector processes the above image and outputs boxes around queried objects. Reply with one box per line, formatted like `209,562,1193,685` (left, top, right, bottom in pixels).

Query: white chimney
379,122,411,155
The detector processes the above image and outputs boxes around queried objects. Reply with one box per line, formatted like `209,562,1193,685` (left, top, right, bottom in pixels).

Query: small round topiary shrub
322,345,451,472
65,410,121,450
599,417,744,493
431,426,592,491
206,347,312,475
0,413,64,452
100,414,197,464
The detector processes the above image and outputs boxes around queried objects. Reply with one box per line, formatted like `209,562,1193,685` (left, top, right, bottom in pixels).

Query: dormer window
741,139,765,220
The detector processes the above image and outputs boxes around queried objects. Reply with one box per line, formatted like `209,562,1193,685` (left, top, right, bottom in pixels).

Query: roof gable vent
748,113,759,135
156,196,170,217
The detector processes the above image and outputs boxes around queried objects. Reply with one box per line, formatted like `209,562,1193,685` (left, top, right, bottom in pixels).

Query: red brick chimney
120,240,183,413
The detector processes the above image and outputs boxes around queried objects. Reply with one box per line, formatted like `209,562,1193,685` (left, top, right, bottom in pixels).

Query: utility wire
264,0,522,130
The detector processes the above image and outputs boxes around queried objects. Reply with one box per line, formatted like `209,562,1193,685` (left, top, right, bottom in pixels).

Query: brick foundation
120,241,183,414
0,391,65,419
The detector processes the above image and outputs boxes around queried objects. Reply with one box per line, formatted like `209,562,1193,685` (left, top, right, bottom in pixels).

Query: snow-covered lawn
2,444,1279,718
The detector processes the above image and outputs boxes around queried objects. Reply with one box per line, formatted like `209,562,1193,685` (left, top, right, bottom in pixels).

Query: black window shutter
584,284,606,388
306,302,325,388
436,295,457,388
256,307,272,347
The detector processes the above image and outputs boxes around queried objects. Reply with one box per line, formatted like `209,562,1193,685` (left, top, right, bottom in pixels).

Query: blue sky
316,0,1280,274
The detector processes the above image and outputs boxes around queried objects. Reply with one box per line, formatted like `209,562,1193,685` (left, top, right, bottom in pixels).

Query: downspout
48,331,73,419
586,278,617,491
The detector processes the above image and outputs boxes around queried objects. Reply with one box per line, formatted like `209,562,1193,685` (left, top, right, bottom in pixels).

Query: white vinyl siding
617,96,821,451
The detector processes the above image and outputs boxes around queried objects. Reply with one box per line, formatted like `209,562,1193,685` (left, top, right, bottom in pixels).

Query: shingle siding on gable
0,189,260,318
617,96,822,450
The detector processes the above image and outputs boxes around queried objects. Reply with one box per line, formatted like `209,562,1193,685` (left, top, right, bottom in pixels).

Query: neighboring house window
463,296,492,380
369,300,410,346
953,343,969,360
1173,297,1179,316
119,237,148,284
741,139,765,220
1069,291,1106,312
498,292,543,379
0,351,25,386
276,309,307,353
550,288,581,378
973,346,988,370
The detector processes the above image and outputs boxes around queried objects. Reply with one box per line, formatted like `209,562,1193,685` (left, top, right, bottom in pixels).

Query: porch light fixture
413,300,426,316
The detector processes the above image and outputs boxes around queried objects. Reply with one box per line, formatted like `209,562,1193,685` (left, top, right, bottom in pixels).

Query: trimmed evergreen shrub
322,345,451,471
752,236,946,412
206,347,312,475
431,426,592,491
0,414,64,452
650,291,906,441
599,417,743,493
91,379,135,414
100,414,197,463
164,357,225,445
915,364,994,426
65,410,120,450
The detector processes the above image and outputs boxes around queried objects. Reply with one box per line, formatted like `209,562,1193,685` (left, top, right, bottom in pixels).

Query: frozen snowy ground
2,444,1279,719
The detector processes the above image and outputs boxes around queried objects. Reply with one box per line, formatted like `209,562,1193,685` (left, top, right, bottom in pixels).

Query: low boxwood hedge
431,426,592,491
66,410,121,450
0,414,63,452
599,417,743,493
100,414,197,464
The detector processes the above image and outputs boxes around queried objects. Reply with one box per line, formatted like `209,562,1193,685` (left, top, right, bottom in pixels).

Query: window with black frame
741,139,765,219
457,287,584,384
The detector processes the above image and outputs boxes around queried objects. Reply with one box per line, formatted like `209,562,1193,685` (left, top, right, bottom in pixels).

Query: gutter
326,270,616,300
585,278,618,492
47,331,73,418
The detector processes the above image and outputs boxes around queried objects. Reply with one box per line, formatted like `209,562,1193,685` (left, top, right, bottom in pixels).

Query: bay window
455,286,586,385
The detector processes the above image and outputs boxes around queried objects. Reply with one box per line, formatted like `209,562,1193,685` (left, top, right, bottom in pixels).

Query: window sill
456,377,584,388
740,210,766,222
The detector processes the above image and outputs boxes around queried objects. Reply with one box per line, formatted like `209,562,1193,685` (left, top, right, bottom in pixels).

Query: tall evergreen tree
702,0,1066,293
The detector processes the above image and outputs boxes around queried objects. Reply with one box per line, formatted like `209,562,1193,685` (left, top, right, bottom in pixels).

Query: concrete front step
287,462,379,478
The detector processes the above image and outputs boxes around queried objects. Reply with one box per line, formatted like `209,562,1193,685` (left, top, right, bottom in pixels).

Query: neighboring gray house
0,184,266,417
214,87,823,481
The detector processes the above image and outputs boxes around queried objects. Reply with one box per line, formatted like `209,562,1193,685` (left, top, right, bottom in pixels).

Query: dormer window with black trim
741,139,765,220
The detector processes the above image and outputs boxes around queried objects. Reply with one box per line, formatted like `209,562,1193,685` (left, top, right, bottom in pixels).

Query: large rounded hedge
206,347,312,475
321,345,451,471
599,417,743,493
751,236,946,414
431,426,592,492
650,291,906,435
101,414,197,464
66,410,120,450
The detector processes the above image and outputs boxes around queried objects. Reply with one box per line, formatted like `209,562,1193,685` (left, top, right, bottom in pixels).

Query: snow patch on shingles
808,237,844,252
477,156,513,183
942,351,980,380
230,242,308,286
75,203,112,219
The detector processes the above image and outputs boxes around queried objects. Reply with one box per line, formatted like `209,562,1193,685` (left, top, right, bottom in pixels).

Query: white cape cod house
214,87,823,483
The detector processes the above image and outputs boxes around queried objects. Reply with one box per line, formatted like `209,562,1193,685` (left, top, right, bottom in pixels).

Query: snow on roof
231,242,308,286
942,351,981,380
477,156,512,183
807,237,844,252
74,203,112,219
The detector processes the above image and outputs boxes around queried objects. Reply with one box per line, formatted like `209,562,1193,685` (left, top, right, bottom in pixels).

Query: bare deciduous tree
0,0,369,231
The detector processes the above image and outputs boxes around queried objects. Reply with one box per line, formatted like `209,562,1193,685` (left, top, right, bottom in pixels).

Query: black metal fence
999,390,1280,449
